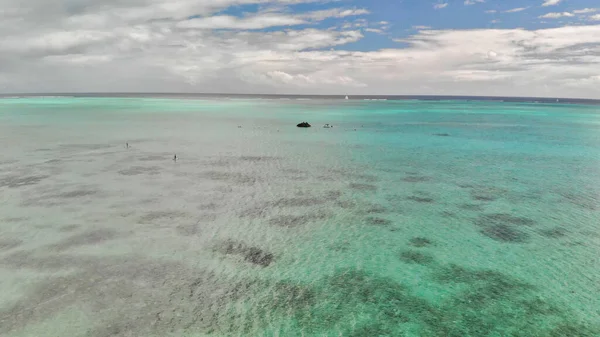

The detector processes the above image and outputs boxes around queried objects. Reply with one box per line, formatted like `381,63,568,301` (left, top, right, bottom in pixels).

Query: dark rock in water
434,133,451,137
297,122,311,128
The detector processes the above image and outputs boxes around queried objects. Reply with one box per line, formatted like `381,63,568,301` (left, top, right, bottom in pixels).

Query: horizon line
1,92,599,103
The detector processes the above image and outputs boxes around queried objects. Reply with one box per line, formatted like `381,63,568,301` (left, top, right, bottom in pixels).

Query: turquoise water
0,97,599,336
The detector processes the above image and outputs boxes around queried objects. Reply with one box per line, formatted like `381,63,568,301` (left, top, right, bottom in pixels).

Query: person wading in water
173,154,177,162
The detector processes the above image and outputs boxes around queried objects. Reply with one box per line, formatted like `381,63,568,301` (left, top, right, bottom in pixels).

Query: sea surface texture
0,97,599,336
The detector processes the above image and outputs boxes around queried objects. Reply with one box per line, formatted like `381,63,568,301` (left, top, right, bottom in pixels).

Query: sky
1,0,600,98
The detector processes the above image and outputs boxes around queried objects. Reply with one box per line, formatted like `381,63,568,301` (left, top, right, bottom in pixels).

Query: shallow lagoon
0,97,599,336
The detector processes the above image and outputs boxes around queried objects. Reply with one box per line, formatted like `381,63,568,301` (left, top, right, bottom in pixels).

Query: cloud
538,9,598,19
177,14,305,30
539,12,575,19
265,70,366,87
365,28,384,34
505,7,529,13
434,3,448,10
464,0,484,5
1,0,600,98
177,8,369,30
301,8,370,21
542,0,562,7
485,10,497,13
590,14,600,21
573,8,598,14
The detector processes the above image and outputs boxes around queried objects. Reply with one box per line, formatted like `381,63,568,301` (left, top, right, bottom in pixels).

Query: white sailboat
345,95,349,100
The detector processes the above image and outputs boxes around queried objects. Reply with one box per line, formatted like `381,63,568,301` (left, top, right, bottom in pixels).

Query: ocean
0,95,599,336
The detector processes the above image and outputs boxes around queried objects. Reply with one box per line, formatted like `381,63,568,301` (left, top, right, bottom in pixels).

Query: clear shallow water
0,97,599,336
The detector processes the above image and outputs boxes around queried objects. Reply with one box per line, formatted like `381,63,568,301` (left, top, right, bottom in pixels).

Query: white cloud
177,15,305,30
539,12,575,19
265,70,366,87
464,0,484,5
590,14,600,21
573,8,598,14
301,8,370,21
365,28,384,34
485,10,497,13
434,3,448,9
1,0,600,98
505,7,529,13
538,9,599,19
542,0,562,7
177,8,368,30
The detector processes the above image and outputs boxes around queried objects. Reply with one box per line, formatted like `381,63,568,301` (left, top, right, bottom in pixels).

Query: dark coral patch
459,203,484,211
402,175,431,183
407,196,435,203
471,192,498,201
57,189,98,198
47,229,120,252
0,239,22,252
469,186,507,202
539,227,568,238
480,224,530,243
365,217,393,226
409,237,434,247
238,156,279,162
138,210,188,224
216,240,275,267
118,166,160,176
273,197,325,207
176,223,199,236
475,213,537,227
399,250,435,265
203,171,257,185
349,183,378,191
59,224,81,232
268,212,329,228
335,200,357,209
559,191,599,211
0,175,49,188
324,190,342,200
473,213,536,243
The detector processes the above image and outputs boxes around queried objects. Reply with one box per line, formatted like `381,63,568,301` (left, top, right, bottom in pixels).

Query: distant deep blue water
0,96,599,336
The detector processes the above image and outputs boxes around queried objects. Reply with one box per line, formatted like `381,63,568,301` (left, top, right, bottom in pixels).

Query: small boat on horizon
345,95,349,100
